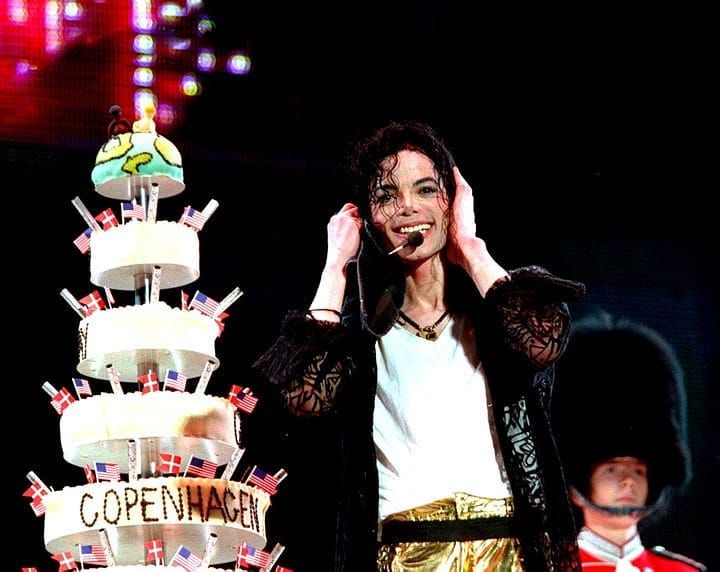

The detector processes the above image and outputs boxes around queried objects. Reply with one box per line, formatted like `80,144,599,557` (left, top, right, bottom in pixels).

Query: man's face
589,456,649,509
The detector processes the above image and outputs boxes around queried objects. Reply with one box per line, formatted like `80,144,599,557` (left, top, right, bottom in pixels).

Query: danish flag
50,387,76,415
145,539,164,564
158,452,183,474
94,207,119,229
139,372,159,393
51,550,78,571
78,290,106,315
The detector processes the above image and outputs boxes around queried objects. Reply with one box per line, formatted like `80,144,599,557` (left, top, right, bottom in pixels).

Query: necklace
397,309,449,340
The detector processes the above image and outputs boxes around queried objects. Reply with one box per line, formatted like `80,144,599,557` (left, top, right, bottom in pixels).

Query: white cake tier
60,392,240,471
77,303,220,382
90,221,200,290
44,477,269,566
92,133,184,199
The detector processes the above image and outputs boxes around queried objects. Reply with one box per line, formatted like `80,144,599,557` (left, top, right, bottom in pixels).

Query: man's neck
583,519,639,548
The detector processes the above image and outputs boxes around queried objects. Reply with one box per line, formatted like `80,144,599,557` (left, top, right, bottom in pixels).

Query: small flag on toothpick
179,205,208,232
72,378,92,398
21,567,38,572
79,544,107,565
170,545,203,571
94,207,119,229
73,227,92,254
229,385,258,414
42,382,76,415
188,290,219,316
185,455,218,478
181,290,189,310
139,371,160,394
158,452,183,474
79,290,106,316
164,370,187,392
51,550,78,571
245,465,283,495
236,544,271,569
145,539,164,565
121,200,145,222
95,462,121,482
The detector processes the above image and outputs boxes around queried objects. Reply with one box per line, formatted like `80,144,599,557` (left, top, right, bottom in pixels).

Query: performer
254,120,585,570
552,313,706,571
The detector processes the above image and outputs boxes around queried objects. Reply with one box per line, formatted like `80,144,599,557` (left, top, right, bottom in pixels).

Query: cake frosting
92,132,184,199
77,302,220,382
60,392,240,472
90,221,200,290
44,477,269,565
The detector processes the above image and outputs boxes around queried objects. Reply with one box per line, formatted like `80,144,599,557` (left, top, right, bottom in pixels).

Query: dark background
3,3,717,570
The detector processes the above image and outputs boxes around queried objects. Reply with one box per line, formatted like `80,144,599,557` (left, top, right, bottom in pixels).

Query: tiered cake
30,105,278,571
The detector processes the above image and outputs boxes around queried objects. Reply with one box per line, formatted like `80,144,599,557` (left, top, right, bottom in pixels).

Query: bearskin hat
551,312,691,507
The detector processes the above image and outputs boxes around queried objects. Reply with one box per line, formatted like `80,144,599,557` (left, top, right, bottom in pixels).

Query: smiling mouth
396,223,431,235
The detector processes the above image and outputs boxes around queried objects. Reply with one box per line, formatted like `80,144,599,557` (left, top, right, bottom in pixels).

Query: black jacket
255,249,585,571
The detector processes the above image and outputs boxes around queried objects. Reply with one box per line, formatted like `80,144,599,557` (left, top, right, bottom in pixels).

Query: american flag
79,290,106,315
158,452,183,474
94,207,119,229
185,455,218,478
236,544,271,569
229,385,258,414
164,370,187,392
170,545,203,571
50,387,76,415
73,227,92,254
51,550,77,571
23,480,50,500
139,372,159,393
188,290,219,316
178,206,207,232
95,461,121,482
84,464,96,483
246,465,279,495
145,539,164,564
79,544,107,565
72,377,92,397
29,496,46,516
121,200,146,222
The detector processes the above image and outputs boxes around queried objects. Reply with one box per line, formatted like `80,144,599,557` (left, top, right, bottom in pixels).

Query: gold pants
377,493,523,572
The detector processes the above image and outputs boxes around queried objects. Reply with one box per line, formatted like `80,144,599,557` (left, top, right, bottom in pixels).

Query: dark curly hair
347,120,456,220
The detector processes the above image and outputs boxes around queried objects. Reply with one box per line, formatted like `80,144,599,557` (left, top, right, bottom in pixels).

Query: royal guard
552,313,706,571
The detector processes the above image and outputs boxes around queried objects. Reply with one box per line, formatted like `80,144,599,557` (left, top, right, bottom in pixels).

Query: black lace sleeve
485,266,585,369
252,310,354,417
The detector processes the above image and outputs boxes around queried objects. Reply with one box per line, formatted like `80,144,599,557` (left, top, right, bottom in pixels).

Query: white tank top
374,314,511,521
